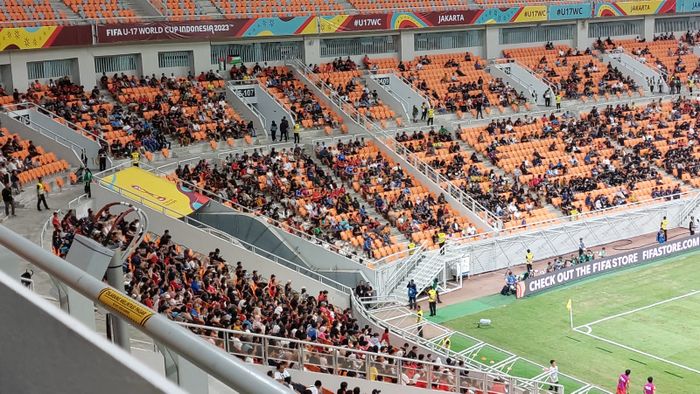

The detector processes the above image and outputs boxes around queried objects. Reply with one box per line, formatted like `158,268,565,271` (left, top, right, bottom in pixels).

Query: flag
228,55,242,65
566,298,572,311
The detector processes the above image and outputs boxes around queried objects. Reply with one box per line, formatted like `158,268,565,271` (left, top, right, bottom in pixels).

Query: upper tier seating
0,127,69,188
370,53,529,118
259,66,343,132
63,0,138,22
211,0,344,17
504,44,640,101
311,58,397,125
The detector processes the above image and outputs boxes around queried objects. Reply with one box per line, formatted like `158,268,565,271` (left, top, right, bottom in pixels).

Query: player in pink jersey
616,369,630,394
643,377,655,394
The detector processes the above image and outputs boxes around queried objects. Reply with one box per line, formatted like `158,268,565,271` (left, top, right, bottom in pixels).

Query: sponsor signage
376,77,390,86
236,87,256,98
96,20,249,43
677,0,700,12
518,234,700,297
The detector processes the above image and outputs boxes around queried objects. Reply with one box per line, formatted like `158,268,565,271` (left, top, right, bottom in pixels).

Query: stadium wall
0,13,695,91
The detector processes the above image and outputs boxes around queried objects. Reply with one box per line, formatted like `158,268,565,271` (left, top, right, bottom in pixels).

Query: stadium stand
459,103,686,219
318,138,480,247
503,44,641,101
0,128,70,190
311,59,398,126
259,66,343,132
394,126,557,230
0,0,74,26
211,0,344,17
106,72,253,148
63,0,138,22
371,53,529,118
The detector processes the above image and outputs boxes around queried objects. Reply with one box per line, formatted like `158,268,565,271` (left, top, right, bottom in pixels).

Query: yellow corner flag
566,298,574,329
566,298,572,311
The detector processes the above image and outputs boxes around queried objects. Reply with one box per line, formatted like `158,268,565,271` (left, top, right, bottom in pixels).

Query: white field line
574,289,700,329
573,289,700,376
574,327,700,376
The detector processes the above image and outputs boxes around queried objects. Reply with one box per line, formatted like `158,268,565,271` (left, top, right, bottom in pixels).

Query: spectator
407,279,417,309
2,182,15,216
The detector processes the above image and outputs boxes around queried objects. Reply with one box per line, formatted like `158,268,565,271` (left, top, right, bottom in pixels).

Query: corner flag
566,299,573,329
566,299,572,311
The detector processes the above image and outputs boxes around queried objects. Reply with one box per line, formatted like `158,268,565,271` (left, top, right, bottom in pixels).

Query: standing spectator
407,279,417,309
336,381,349,394
36,177,49,211
427,286,437,316
293,122,301,144
643,377,655,394
273,362,290,382
690,216,696,236
420,102,428,121
280,117,289,142
661,216,669,241
416,305,424,337
98,146,107,172
545,360,560,392
656,229,665,244
412,105,419,123
270,120,278,142
2,182,15,216
578,238,585,257
617,369,631,394
544,89,552,107
426,107,434,126
475,98,484,119
83,167,93,198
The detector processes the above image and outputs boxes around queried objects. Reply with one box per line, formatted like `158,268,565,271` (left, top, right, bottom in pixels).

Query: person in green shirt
83,167,93,198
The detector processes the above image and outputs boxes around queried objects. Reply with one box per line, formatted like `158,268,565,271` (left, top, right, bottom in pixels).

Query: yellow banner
98,288,155,326
614,0,664,15
99,167,209,218
514,6,548,23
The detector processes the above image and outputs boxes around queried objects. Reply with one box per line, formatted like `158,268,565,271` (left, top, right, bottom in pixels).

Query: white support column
484,26,500,60
575,20,589,50
192,45,212,74
304,36,322,65
643,16,656,41
399,30,415,61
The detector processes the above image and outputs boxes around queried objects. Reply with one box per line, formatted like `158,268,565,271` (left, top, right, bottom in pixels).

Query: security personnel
131,150,140,167
427,287,437,316
293,122,301,144
437,231,446,254
440,336,451,351
555,93,562,110
36,177,49,211
426,107,435,126
526,249,534,265
661,216,669,241
416,305,424,337
408,241,416,255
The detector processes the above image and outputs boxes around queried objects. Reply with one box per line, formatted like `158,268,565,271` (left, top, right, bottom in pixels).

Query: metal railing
0,224,288,394
176,321,533,394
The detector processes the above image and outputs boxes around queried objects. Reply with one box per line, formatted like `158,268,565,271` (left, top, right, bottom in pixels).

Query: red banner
414,10,481,27
96,20,252,43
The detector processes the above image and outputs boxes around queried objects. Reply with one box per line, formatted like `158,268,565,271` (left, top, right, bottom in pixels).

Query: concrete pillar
399,30,415,61
643,16,655,41
484,26,500,60
192,45,211,74
304,36,321,65
140,49,160,77
76,55,96,88
575,20,589,51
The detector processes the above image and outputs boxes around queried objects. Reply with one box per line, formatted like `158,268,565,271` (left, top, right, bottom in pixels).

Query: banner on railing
0,25,91,51
518,233,700,297
595,0,676,17
96,17,318,43
98,167,210,218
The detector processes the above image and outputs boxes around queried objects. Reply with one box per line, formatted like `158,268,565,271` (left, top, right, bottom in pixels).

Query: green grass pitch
435,250,700,393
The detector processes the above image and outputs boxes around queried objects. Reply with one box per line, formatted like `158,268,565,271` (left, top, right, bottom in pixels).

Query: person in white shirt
545,359,560,392
273,362,290,382
306,380,323,394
